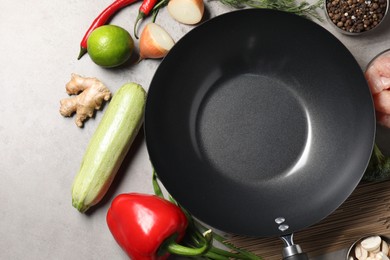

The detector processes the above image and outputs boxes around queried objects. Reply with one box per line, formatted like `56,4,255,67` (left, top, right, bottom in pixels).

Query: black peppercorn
326,0,388,33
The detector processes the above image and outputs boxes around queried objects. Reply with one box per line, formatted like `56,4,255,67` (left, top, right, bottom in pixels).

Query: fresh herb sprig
363,144,390,182
217,0,324,21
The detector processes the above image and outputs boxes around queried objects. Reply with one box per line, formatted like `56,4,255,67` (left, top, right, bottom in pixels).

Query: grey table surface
1,0,389,259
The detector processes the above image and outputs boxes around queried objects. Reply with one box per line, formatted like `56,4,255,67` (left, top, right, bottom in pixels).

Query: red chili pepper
107,193,212,260
77,0,139,60
133,0,158,39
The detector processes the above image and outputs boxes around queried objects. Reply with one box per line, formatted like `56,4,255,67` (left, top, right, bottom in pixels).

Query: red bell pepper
107,193,209,260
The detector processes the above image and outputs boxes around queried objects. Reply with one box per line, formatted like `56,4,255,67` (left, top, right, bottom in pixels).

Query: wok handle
281,234,309,260
282,253,309,260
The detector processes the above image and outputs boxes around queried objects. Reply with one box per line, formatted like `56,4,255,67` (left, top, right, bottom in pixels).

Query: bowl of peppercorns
325,0,389,35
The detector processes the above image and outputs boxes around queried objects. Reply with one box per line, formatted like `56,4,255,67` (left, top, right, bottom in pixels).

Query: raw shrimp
365,49,390,127
365,50,390,95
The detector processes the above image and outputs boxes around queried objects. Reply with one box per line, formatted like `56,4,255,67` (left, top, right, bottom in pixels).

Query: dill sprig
218,0,324,21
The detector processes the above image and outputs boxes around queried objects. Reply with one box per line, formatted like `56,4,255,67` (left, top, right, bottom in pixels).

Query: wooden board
226,180,390,259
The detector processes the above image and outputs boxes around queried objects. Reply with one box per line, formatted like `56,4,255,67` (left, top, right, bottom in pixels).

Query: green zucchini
71,82,146,213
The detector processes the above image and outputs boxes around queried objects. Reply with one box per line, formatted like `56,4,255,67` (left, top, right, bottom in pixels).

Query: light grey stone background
1,0,389,259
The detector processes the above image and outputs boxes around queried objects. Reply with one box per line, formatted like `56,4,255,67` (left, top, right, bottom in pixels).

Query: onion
167,0,204,25
138,23,175,61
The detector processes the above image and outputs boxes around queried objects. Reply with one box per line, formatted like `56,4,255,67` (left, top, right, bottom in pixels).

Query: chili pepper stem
152,0,169,12
151,0,169,21
134,12,145,39
78,47,87,60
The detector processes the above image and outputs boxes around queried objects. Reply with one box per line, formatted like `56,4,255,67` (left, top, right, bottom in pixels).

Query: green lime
87,25,134,68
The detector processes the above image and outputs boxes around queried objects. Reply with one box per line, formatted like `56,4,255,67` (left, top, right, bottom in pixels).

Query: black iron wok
144,9,375,260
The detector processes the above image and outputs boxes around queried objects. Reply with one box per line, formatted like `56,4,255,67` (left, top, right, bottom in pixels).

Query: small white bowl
346,235,390,260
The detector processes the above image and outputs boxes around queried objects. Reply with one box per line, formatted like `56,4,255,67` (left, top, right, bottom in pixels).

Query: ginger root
60,73,111,127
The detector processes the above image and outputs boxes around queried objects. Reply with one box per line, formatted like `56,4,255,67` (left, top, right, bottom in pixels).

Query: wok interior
196,72,309,182
145,9,375,237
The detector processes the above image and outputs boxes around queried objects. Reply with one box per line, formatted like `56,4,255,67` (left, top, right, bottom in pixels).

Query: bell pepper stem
165,239,209,256
161,229,212,257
